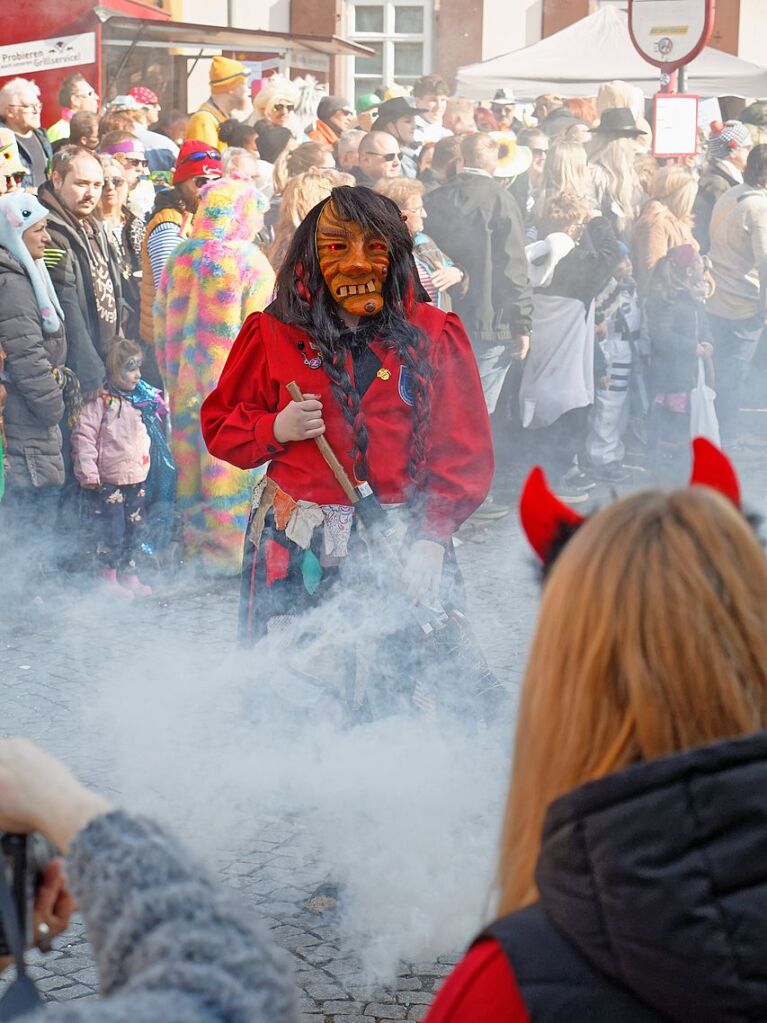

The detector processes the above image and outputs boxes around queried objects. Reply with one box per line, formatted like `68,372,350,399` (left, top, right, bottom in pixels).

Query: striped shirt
147,221,182,288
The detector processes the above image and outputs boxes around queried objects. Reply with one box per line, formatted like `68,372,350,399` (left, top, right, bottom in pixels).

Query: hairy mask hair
271,185,432,496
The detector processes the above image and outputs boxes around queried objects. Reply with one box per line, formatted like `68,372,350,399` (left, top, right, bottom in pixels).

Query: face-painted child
113,354,142,392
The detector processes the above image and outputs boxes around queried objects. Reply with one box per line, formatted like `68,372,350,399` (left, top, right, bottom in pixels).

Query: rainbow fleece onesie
154,178,275,571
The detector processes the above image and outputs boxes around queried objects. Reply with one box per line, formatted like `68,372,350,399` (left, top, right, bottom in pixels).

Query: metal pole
660,64,678,93
678,64,687,92
111,23,146,92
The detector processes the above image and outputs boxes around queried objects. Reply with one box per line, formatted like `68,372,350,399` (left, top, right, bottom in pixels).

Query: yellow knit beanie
210,56,247,94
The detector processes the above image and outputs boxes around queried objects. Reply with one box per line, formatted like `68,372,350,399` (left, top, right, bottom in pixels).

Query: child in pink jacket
71,338,152,599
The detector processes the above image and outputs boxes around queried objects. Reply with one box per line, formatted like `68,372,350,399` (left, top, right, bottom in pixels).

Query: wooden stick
286,380,359,504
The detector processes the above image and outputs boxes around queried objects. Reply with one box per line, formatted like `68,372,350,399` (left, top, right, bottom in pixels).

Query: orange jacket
308,119,338,145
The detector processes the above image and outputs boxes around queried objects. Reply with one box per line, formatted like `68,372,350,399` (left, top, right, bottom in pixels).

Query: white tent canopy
456,6,767,101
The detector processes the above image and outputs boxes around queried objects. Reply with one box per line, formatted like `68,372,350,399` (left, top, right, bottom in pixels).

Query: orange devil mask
315,199,389,317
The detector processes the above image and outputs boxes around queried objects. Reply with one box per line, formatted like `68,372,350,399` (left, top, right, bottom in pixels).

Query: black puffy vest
479,731,767,1022
484,906,665,1021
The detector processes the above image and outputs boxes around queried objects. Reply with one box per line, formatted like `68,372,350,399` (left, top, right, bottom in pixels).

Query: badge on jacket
398,366,414,406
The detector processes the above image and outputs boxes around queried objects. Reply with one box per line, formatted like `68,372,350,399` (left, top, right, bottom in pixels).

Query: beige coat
632,200,698,294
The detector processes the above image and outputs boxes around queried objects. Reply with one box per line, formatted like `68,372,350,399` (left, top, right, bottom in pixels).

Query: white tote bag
690,357,721,446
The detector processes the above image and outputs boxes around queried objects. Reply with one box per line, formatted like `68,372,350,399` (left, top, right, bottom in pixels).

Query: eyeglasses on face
103,176,126,188
193,175,220,187
368,152,399,161
5,171,26,185
532,147,548,156
8,103,42,112
122,157,148,168
273,103,295,113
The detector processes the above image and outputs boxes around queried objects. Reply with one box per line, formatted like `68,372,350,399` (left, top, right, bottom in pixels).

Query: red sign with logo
628,0,716,72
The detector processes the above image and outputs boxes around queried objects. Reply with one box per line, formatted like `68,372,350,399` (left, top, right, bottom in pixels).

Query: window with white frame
347,0,432,103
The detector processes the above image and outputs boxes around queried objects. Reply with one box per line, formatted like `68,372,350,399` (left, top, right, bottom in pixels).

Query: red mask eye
325,242,346,252
369,241,387,252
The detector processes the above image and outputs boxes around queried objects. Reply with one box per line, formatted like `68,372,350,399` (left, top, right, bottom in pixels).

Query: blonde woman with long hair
425,444,767,1022
587,137,644,241
534,140,590,224
633,164,699,293
267,168,353,270
271,140,334,197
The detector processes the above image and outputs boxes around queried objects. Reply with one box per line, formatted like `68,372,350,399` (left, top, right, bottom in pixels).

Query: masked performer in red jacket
201,185,493,710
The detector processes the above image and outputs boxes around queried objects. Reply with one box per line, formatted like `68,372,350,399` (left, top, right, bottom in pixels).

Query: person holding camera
0,739,296,1022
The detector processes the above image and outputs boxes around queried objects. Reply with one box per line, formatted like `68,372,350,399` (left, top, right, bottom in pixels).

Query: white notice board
653,93,699,158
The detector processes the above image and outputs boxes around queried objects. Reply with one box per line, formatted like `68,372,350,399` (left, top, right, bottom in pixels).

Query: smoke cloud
66,556,518,981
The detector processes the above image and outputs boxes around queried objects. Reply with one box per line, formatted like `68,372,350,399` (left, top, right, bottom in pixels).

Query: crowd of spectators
2,60,767,593
5,61,767,1023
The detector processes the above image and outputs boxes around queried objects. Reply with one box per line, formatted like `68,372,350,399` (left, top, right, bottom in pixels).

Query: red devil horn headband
519,466,585,562
689,436,741,508
520,439,741,563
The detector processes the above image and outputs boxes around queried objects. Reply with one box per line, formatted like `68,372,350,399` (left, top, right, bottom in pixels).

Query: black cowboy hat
371,97,416,131
594,106,647,136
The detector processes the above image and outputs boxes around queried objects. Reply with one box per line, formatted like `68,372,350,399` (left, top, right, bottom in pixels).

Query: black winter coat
0,247,66,488
424,172,533,342
646,289,708,395
484,730,767,1022
37,182,122,395
541,216,622,306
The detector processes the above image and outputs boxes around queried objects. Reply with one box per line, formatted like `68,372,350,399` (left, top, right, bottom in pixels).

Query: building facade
2,0,761,127
284,0,763,102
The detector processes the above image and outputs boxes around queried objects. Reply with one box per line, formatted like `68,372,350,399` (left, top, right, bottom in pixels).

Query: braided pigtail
398,327,433,493
315,338,370,483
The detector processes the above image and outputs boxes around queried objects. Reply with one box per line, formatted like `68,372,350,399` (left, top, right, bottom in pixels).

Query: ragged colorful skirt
237,477,470,719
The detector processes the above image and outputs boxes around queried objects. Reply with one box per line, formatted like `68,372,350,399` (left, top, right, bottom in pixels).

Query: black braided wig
270,185,433,497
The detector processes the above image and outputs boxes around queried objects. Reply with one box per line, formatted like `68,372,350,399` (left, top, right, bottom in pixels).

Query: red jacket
424,939,529,1023
201,303,493,543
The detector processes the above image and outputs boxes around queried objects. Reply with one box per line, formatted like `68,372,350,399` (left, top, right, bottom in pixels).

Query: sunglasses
532,147,548,156
103,176,126,187
5,171,26,185
193,175,220,187
180,149,222,165
273,103,295,112
122,157,148,168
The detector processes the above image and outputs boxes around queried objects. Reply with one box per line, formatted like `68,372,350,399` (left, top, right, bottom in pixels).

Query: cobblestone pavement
0,497,533,1020
2,431,766,1019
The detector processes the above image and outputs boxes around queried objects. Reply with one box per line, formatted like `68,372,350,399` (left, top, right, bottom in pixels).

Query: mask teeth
338,281,376,298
